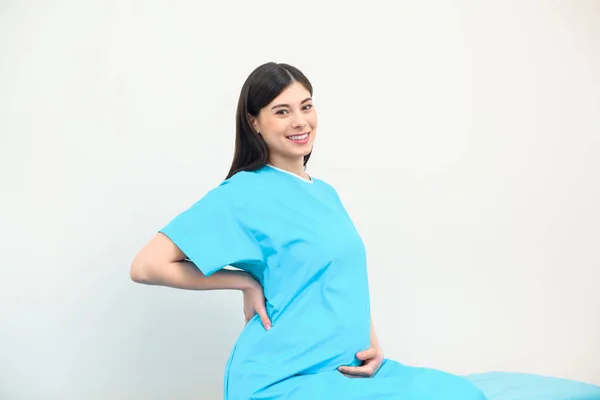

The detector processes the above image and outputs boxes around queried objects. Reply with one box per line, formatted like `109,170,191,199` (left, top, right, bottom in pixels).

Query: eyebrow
271,97,312,110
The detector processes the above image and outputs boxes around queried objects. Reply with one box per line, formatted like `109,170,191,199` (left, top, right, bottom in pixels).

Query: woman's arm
370,316,382,350
131,232,272,329
131,259,254,291
130,232,254,291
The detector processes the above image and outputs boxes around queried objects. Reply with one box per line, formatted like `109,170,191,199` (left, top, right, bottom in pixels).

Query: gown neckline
265,164,313,184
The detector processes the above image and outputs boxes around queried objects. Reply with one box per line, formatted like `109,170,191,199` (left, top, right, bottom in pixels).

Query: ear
247,114,259,133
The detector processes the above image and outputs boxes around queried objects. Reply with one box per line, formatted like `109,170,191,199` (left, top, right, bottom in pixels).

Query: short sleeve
158,186,264,277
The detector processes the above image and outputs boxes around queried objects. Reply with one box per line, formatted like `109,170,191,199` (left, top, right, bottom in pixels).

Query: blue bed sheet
465,371,600,400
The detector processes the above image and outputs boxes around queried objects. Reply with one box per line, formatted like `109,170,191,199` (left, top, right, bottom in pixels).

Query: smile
286,131,310,144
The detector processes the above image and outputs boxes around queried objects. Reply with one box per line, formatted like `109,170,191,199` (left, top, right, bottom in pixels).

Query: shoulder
203,169,265,207
220,169,266,192
311,176,342,201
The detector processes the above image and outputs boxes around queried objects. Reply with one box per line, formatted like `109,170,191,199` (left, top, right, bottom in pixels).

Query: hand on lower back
242,279,272,330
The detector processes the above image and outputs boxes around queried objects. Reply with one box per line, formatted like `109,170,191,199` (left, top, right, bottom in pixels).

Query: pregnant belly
226,279,371,400
228,299,370,388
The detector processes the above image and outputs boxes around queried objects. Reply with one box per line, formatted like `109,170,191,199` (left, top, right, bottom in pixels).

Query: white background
1,1,599,398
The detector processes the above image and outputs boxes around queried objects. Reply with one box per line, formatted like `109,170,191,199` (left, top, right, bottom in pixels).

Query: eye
275,109,289,115
303,104,313,111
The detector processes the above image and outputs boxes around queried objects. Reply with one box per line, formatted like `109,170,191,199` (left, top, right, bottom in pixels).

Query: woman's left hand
338,346,384,378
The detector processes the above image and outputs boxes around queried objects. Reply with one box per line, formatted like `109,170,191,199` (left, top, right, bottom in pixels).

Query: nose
291,114,307,130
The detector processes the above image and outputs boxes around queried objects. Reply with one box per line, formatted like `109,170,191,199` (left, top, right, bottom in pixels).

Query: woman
130,62,487,400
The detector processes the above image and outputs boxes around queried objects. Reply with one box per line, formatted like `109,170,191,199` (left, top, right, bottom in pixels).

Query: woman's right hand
241,276,272,331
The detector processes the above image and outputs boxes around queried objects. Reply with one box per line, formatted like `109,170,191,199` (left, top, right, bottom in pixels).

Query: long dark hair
226,62,314,180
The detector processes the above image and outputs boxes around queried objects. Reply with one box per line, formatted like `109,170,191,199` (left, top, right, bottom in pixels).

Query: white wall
1,1,599,398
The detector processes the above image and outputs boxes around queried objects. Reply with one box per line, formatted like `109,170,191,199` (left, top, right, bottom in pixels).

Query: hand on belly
337,345,384,378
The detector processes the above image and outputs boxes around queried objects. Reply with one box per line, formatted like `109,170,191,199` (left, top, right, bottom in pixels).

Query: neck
268,155,308,179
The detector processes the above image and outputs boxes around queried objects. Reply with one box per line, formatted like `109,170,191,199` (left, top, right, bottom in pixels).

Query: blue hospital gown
160,165,487,400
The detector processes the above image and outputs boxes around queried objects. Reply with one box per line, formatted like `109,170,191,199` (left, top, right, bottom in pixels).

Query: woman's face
250,82,317,164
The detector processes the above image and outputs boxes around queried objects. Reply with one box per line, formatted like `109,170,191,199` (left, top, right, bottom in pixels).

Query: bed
465,371,600,400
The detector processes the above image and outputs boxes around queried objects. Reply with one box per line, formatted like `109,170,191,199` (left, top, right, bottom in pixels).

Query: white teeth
288,133,308,140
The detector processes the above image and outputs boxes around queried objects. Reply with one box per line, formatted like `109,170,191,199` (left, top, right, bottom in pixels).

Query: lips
286,131,311,144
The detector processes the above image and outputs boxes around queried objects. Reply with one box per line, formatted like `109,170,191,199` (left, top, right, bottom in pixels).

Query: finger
356,347,377,361
338,365,374,377
256,307,272,330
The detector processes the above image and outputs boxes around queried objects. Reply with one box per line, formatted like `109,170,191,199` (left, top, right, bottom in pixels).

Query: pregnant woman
130,62,487,400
